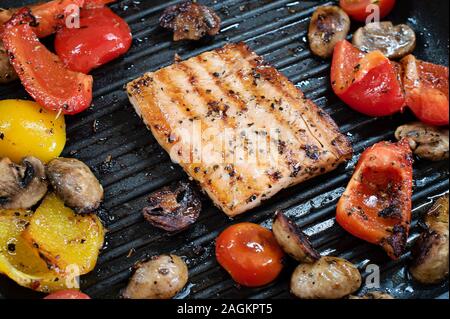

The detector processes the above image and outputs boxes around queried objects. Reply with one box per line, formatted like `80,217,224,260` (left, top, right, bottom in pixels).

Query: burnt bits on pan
159,1,221,41
143,181,202,232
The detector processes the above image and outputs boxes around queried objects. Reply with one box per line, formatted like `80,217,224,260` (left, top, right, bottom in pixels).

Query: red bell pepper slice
331,40,406,117
336,139,413,260
55,6,131,74
2,8,93,115
401,54,449,126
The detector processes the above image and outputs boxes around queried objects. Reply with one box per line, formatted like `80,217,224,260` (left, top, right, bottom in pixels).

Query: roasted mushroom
308,6,351,58
123,254,189,299
0,156,47,209
46,158,104,214
349,291,394,299
143,181,201,232
272,210,320,263
353,22,416,59
291,256,361,299
395,123,449,161
160,1,221,41
0,41,18,84
410,195,449,284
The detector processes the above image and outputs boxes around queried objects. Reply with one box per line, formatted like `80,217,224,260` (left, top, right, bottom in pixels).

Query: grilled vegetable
0,209,68,293
272,211,320,263
291,256,361,299
0,157,47,210
0,41,17,83
123,255,188,299
1,8,93,115
308,6,350,58
216,223,284,287
0,100,66,164
55,7,132,74
46,158,104,214
410,195,449,284
401,55,449,126
23,193,105,275
349,291,394,299
0,0,85,38
142,181,201,232
395,123,449,161
160,1,221,41
339,0,396,22
336,140,413,259
331,40,405,117
44,290,91,299
353,22,416,59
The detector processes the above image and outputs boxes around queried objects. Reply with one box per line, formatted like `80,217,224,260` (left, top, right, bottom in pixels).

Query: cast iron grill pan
0,0,448,299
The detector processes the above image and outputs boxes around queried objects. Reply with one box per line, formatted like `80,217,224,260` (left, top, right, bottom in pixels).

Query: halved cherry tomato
401,54,449,126
331,40,405,117
339,0,396,22
44,290,91,299
55,7,132,74
216,223,284,287
1,8,93,115
336,139,413,260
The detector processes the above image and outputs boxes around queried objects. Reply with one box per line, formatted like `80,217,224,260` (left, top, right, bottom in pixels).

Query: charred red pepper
54,6,132,74
401,54,449,126
336,139,413,259
2,8,93,115
331,40,406,117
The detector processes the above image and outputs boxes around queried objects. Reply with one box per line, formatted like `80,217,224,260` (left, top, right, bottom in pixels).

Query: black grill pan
0,0,448,299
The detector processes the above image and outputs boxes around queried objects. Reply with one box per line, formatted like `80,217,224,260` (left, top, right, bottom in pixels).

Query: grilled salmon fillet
127,43,352,216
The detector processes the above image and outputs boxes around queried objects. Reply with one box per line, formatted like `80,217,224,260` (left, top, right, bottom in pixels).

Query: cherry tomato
339,0,396,22
44,290,91,299
215,223,284,287
331,40,405,117
1,8,93,115
336,139,413,260
401,55,449,126
55,7,132,74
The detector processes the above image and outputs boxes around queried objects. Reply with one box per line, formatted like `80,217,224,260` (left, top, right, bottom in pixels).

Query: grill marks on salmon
127,43,352,216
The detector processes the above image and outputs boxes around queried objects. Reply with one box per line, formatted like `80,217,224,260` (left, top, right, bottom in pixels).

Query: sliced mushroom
0,156,47,209
272,210,320,263
0,41,18,84
291,256,361,299
123,254,188,299
395,122,449,161
353,22,416,59
46,158,104,214
160,1,221,41
349,291,394,299
410,195,449,284
143,181,201,232
308,6,351,58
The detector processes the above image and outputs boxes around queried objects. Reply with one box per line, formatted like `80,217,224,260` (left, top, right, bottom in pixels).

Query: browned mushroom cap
143,181,201,232
272,210,320,263
410,195,449,284
0,41,18,84
0,156,47,209
46,158,104,214
308,6,351,58
395,123,449,161
353,22,416,59
160,1,221,41
123,254,189,299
